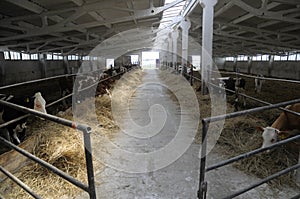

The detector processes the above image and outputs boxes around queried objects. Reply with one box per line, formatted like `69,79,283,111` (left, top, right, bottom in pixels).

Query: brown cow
257,103,300,148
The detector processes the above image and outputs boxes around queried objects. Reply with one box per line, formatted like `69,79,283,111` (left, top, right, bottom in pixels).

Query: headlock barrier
166,64,300,198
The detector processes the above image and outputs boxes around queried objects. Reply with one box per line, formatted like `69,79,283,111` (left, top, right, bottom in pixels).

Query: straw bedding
0,69,144,199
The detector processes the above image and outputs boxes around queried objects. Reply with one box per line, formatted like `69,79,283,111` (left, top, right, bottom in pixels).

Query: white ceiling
0,0,299,57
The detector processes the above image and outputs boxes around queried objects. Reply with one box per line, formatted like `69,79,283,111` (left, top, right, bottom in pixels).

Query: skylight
159,0,186,29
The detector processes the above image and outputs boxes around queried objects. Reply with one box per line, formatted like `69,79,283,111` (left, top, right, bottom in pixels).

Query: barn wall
0,59,83,86
216,57,300,80
0,60,42,85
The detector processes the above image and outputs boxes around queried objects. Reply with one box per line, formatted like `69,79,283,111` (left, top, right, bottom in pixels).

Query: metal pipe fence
198,98,300,199
0,70,125,130
0,100,96,199
210,70,300,84
186,72,300,117
0,68,132,198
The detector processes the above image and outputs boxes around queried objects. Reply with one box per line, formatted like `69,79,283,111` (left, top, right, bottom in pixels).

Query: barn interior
0,0,300,199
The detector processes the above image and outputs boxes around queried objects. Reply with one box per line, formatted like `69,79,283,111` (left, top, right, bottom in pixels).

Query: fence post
82,127,97,199
198,119,209,199
297,150,300,184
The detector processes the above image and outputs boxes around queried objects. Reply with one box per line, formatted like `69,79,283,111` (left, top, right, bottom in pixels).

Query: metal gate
197,98,300,199
0,100,96,199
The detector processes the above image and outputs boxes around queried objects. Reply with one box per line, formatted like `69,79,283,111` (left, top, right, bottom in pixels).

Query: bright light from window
261,55,269,61
297,54,300,61
10,51,21,60
21,53,30,60
130,55,139,64
237,55,248,61
274,55,281,61
4,51,9,60
225,57,235,61
82,56,90,60
288,54,296,61
106,59,114,68
192,55,201,67
31,54,38,60
46,54,52,60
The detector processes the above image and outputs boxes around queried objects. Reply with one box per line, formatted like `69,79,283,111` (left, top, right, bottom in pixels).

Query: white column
172,29,179,69
180,18,191,75
168,34,173,67
200,0,218,95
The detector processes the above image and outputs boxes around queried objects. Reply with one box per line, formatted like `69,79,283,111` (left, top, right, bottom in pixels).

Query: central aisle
77,69,201,198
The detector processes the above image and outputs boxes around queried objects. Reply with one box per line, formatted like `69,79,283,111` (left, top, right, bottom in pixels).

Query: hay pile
0,115,89,199
0,70,144,199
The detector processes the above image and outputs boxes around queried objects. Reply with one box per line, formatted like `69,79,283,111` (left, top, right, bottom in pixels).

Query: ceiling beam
5,0,45,14
0,2,170,42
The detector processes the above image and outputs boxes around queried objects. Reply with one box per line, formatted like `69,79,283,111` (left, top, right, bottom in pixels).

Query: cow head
256,126,280,148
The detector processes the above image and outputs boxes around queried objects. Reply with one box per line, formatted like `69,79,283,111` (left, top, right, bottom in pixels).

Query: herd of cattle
0,66,128,148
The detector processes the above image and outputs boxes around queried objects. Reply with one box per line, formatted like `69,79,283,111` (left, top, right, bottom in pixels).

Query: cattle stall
0,67,129,198
174,66,300,198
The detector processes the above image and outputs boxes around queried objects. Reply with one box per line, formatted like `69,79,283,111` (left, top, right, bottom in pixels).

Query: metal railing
198,98,300,199
0,67,133,198
172,68,300,198
0,100,96,199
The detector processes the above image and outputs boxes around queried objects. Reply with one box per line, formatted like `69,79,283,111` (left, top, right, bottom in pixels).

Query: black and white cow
255,74,265,93
222,77,247,110
0,94,34,144
0,92,47,144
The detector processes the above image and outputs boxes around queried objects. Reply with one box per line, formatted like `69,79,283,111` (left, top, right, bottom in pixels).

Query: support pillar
268,55,274,76
39,54,47,78
247,56,252,74
200,0,218,95
63,55,70,74
167,34,173,68
180,18,191,75
172,29,179,70
0,52,5,86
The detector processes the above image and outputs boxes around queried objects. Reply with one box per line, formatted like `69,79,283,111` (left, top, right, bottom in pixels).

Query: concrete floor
75,69,299,199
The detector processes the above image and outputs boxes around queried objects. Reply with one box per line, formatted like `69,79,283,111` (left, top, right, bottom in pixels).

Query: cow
255,74,265,93
256,103,300,148
222,77,246,110
0,92,47,144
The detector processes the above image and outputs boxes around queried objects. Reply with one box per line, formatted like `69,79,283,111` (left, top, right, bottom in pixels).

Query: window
46,54,52,60
288,54,296,61
21,53,30,60
281,55,288,61
274,55,281,61
237,55,248,61
106,59,114,67
10,51,21,60
53,53,63,60
4,51,10,60
225,57,234,61
252,55,262,61
130,55,139,64
82,56,90,60
192,55,201,67
297,54,300,61
261,55,269,61
30,54,38,60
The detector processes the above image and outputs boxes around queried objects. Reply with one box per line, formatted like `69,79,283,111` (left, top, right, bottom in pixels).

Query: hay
0,117,89,199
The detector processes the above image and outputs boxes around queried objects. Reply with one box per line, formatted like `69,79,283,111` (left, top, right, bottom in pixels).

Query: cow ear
256,126,264,132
